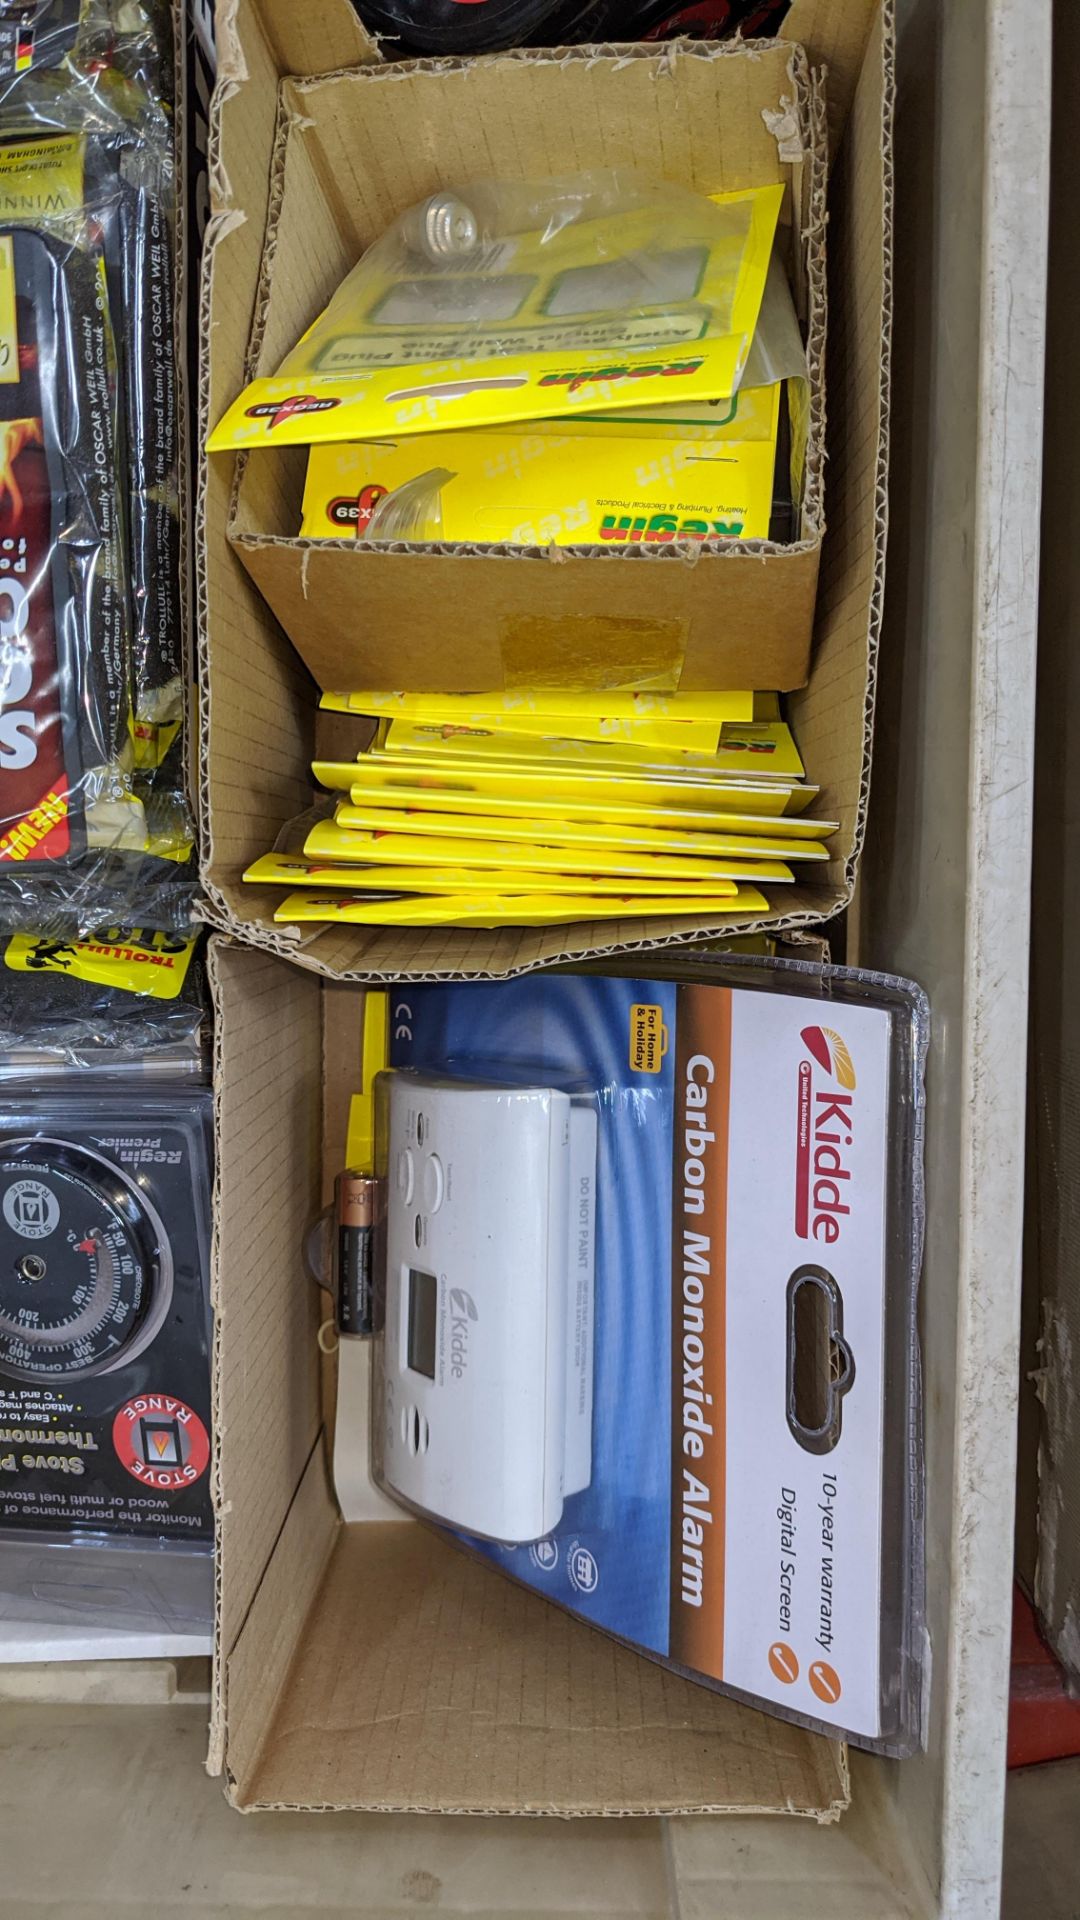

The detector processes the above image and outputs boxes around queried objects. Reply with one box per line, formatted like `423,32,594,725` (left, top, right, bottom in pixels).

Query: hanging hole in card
786,1264,855,1455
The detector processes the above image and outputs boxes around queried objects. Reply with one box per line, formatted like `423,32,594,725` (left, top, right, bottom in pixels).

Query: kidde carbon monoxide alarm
377,1070,596,1543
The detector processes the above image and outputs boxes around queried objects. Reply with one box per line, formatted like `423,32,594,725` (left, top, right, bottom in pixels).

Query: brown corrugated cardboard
225,43,825,700
196,0,893,979
207,939,326,1777
209,936,850,1815
783,0,878,151
1022,0,1080,1682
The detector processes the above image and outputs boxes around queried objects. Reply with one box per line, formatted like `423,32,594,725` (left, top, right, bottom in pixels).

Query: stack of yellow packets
242,690,836,929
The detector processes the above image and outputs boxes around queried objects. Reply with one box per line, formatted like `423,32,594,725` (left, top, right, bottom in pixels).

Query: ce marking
393,1001,413,1042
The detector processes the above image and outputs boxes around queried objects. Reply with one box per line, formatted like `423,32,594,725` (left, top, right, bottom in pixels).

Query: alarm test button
422,1154,444,1213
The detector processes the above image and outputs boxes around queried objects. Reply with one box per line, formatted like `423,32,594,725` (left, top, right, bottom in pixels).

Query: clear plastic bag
0,927,207,1078
330,174,760,354
0,208,138,843
0,2,175,134
0,3,194,935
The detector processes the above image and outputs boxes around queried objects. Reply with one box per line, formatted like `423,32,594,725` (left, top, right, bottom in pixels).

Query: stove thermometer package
370,955,928,1755
0,1088,212,1543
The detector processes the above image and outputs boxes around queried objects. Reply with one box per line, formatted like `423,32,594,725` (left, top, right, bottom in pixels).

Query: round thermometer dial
0,1138,173,1383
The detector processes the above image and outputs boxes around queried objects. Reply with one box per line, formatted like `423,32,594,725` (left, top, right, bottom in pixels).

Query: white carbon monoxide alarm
377,1070,596,1543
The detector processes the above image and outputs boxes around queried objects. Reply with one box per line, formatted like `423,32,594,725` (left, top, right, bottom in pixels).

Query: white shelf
0,1538,213,1664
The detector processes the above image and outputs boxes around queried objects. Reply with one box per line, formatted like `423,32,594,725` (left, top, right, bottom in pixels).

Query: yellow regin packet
321,689,757,723
274,886,768,927
312,758,815,817
374,717,806,778
299,383,780,548
332,801,830,863
304,820,793,885
208,183,784,450
244,852,790,893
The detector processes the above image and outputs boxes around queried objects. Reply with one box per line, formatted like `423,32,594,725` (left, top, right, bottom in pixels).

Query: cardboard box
222,58,822,698
197,0,1053,1902
208,935,851,1813
197,0,891,977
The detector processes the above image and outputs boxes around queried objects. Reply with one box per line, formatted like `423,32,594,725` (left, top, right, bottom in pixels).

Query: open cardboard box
208,933,850,1814
223,41,826,700
197,0,890,979
199,2,1050,1903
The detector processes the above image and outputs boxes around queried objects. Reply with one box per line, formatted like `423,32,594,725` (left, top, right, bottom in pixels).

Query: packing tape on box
497,612,688,693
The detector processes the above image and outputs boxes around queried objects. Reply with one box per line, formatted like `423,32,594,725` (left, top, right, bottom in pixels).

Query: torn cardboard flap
764,96,806,166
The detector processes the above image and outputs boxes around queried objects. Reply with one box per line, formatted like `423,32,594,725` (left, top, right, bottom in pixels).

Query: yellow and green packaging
208,182,784,451
299,383,780,548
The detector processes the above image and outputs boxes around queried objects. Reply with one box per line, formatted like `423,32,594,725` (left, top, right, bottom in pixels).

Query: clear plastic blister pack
291,173,767,367
0,0,193,937
0,922,213,1608
364,955,927,1754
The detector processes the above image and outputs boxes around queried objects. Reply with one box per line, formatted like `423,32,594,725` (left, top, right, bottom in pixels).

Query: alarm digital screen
407,1267,437,1379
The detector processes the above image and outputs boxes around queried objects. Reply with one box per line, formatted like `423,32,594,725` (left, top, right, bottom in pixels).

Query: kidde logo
795,1026,857,1244
448,1286,478,1379
244,394,341,431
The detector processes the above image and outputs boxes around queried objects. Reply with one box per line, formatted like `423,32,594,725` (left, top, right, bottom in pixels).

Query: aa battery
335,1169,376,1336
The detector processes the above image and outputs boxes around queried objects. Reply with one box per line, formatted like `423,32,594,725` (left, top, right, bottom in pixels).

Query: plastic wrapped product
0,13,196,929
0,7,184,802
0,1085,213,1542
0,217,140,870
209,175,784,450
366,955,928,1754
0,926,206,1076
0,1,175,128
